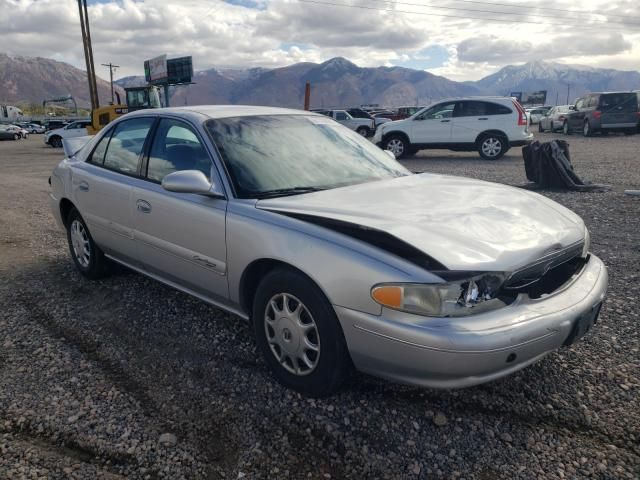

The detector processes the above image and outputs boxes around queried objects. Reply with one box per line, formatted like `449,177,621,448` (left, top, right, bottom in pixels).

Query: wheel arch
474,129,508,145
239,258,332,322
59,197,77,228
381,130,410,144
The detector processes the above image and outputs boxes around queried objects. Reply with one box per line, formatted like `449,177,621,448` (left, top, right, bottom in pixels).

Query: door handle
440,119,450,123
478,117,488,120
136,199,152,213
78,181,89,192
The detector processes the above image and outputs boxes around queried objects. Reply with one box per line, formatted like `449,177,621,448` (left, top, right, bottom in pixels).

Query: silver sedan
539,105,572,132
49,106,608,396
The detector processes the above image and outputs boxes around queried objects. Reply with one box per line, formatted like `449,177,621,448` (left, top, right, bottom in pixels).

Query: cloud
0,0,638,81
457,34,632,64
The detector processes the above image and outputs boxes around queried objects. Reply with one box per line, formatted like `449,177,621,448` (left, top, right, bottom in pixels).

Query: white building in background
1,105,24,121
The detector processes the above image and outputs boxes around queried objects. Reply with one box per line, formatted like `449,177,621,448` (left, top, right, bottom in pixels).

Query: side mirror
569,105,577,111
161,170,223,197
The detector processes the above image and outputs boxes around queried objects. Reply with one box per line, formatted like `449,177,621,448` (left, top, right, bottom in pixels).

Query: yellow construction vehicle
86,85,162,135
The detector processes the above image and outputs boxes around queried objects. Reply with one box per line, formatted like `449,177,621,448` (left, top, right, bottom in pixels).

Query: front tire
13,133,19,141
66,208,110,279
253,268,352,397
50,136,62,148
538,122,544,133
383,134,410,158
478,134,508,160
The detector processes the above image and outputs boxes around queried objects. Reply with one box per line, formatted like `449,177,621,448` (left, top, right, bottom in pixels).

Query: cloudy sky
1,0,639,81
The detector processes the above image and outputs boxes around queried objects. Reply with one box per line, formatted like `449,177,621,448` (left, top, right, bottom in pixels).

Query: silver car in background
538,105,572,132
49,106,607,396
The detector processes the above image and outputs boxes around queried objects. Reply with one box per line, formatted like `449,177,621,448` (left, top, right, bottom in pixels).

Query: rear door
410,101,456,144
71,116,156,266
450,101,512,143
130,117,229,302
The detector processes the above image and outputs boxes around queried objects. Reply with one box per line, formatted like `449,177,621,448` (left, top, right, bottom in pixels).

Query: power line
372,0,640,27
295,0,637,31
433,0,640,21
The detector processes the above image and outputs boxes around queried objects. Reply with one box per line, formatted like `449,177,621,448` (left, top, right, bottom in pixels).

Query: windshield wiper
252,186,325,199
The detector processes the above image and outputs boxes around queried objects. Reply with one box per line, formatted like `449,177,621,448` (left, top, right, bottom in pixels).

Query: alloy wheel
481,137,502,158
70,219,91,268
264,293,320,376
386,138,404,157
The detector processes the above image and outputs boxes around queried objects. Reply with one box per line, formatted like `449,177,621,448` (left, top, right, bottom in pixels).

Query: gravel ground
0,132,638,479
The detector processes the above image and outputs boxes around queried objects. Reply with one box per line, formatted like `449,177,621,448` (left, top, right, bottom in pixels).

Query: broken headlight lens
371,273,508,317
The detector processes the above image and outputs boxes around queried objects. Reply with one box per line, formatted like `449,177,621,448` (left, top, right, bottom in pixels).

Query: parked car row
537,92,639,136
0,124,29,140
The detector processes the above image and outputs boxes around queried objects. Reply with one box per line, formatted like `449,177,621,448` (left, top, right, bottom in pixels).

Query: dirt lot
0,132,639,479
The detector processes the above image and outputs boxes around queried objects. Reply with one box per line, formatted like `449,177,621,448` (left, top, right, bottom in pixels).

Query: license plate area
563,302,602,346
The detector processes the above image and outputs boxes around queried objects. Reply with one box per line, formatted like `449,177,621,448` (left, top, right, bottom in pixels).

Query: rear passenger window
485,103,512,115
88,129,112,165
146,119,212,183
103,117,154,175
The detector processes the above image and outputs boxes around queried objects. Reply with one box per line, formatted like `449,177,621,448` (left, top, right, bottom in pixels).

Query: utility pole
77,0,99,110
555,92,559,106
566,83,571,105
101,62,119,104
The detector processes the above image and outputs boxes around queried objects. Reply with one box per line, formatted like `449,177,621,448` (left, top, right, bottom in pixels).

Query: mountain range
2,53,639,110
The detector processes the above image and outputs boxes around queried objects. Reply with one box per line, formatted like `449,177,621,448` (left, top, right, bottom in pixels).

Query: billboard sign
511,90,547,106
167,56,193,84
145,54,168,82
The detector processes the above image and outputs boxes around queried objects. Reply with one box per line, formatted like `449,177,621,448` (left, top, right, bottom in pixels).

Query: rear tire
66,208,111,280
253,268,352,397
563,121,571,135
583,121,593,137
13,133,19,141
538,122,544,133
356,126,370,137
478,134,508,160
383,134,410,158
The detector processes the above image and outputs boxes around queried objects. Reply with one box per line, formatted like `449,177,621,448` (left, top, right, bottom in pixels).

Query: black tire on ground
50,136,62,148
65,208,111,280
13,134,19,141
383,134,410,158
356,126,371,137
252,267,352,397
538,122,544,133
477,133,508,160
550,121,555,132
563,121,571,135
583,121,593,137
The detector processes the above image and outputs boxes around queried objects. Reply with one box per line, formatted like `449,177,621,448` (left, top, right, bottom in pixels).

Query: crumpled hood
257,173,586,272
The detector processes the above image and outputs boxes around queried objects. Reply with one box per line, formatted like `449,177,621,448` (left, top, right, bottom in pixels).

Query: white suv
44,121,91,148
373,97,533,160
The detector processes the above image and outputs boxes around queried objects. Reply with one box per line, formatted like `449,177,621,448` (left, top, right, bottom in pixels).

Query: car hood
257,173,586,272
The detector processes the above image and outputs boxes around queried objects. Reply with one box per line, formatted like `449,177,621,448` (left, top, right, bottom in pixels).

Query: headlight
371,273,508,317
582,229,591,257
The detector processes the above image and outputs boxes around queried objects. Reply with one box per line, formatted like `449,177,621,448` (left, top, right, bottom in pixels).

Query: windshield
205,114,410,198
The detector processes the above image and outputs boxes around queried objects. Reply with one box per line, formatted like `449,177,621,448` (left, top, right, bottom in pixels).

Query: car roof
125,105,321,120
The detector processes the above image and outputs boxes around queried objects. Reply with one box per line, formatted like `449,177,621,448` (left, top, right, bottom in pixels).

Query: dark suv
563,92,639,136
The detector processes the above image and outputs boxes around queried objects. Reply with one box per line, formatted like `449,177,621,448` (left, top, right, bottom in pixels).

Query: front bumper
336,254,607,389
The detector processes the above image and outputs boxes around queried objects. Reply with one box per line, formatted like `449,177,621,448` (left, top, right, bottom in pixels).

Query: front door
410,102,456,144
131,118,229,302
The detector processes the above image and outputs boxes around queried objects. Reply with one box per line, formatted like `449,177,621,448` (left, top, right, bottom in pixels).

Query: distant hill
474,60,640,104
0,53,122,107
3,53,639,110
